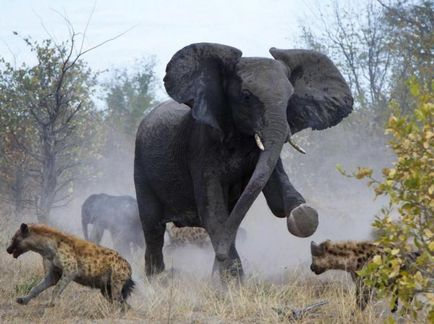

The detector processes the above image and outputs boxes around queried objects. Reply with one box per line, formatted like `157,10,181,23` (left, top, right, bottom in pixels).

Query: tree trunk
36,128,57,224
13,166,25,218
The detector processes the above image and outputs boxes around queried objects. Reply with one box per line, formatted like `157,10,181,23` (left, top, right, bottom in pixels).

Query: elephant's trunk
225,114,289,231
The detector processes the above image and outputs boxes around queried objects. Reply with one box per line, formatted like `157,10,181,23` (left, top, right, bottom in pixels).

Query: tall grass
0,212,412,323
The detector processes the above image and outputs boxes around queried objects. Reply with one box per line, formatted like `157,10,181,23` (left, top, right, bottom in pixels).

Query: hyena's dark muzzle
6,242,24,258
310,264,325,275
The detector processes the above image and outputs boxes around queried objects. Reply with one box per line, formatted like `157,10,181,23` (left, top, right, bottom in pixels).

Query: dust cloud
50,118,393,280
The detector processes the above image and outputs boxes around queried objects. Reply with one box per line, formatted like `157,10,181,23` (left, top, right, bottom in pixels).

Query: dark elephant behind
81,193,145,257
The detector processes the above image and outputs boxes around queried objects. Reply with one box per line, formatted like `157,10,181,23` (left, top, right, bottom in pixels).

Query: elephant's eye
242,89,252,103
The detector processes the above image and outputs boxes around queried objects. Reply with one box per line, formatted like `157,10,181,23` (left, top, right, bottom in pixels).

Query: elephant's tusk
287,137,306,154
254,133,265,151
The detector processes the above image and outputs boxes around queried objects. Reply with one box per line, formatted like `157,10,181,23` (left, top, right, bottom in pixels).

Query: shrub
339,79,433,321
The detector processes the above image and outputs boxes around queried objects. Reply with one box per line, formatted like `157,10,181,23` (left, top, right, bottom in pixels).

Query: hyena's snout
310,263,324,275
6,242,23,258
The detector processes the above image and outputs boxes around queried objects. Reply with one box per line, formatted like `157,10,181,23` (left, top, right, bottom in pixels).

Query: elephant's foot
213,256,244,284
145,251,165,278
287,204,318,237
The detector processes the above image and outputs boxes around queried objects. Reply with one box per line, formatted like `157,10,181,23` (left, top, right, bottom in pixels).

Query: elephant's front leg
212,242,243,281
262,158,318,236
194,172,243,280
89,225,104,244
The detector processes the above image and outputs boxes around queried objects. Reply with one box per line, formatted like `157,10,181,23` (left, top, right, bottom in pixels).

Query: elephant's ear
270,48,353,134
164,43,242,130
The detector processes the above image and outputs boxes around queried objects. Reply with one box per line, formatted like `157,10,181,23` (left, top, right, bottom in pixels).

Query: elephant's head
164,43,353,230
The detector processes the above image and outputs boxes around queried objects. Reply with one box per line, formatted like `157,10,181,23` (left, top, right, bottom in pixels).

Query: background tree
379,0,434,114
92,58,158,195
0,118,38,216
0,32,104,223
104,58,157,138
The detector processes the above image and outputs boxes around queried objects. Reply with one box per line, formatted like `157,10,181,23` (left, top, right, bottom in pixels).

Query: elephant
134,43,353,279
81,193,145,257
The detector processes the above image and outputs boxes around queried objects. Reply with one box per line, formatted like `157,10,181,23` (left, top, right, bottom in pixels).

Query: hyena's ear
20,223,29,235
322,239,331,248
311,241,325,256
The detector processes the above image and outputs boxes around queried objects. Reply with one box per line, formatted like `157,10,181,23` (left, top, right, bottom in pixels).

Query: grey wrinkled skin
134,43,353,280
81,194,144,257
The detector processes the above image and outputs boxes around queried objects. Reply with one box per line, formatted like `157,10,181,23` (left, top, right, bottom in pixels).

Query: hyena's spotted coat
309,240,419,312
165,223,247,248
6,223,134,309
165,222,210,247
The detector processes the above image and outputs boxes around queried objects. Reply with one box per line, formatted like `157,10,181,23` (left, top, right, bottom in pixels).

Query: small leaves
347,80,434,320
335,163,345,175
372,255,382,265
354,167,373,179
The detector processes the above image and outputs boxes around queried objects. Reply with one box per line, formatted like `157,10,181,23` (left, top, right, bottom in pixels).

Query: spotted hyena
165,222,210,247
165,222,247,248
310,240,419,312
6,223,134,309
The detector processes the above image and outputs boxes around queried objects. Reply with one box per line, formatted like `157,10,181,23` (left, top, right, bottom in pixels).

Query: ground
0,208,415,323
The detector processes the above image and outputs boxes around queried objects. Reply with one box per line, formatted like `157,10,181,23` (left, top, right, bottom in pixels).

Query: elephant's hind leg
144,222,165,277
135,181,165,277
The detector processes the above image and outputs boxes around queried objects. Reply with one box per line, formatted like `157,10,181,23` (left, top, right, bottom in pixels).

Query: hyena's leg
47,274,74,307
16,262,61,305
109,279,123,303
355,277,371,311
48,249,77,307
106,275,130,313
107,263,132,312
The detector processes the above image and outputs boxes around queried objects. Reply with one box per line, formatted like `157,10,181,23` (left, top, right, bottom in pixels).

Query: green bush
340,79,433,321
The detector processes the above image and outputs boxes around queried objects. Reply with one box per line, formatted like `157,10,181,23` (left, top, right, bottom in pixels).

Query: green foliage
346,80,433,320
0,35,104,221
104,58,157,138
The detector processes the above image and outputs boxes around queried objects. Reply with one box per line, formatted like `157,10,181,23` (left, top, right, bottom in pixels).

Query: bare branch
0,39,18,69
9,129,42,163
51,194,74,208
79,1,97,54
32,9,67,62
53,177,75,194
78,26,136,58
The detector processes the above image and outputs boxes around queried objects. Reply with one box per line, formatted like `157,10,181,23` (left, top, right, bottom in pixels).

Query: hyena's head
309,240,332,275
6,223,32,259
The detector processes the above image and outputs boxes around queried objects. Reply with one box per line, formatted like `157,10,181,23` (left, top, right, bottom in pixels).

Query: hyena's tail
122,278,135,300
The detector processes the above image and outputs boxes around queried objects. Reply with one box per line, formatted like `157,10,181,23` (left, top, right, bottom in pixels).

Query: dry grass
0,214,415,323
